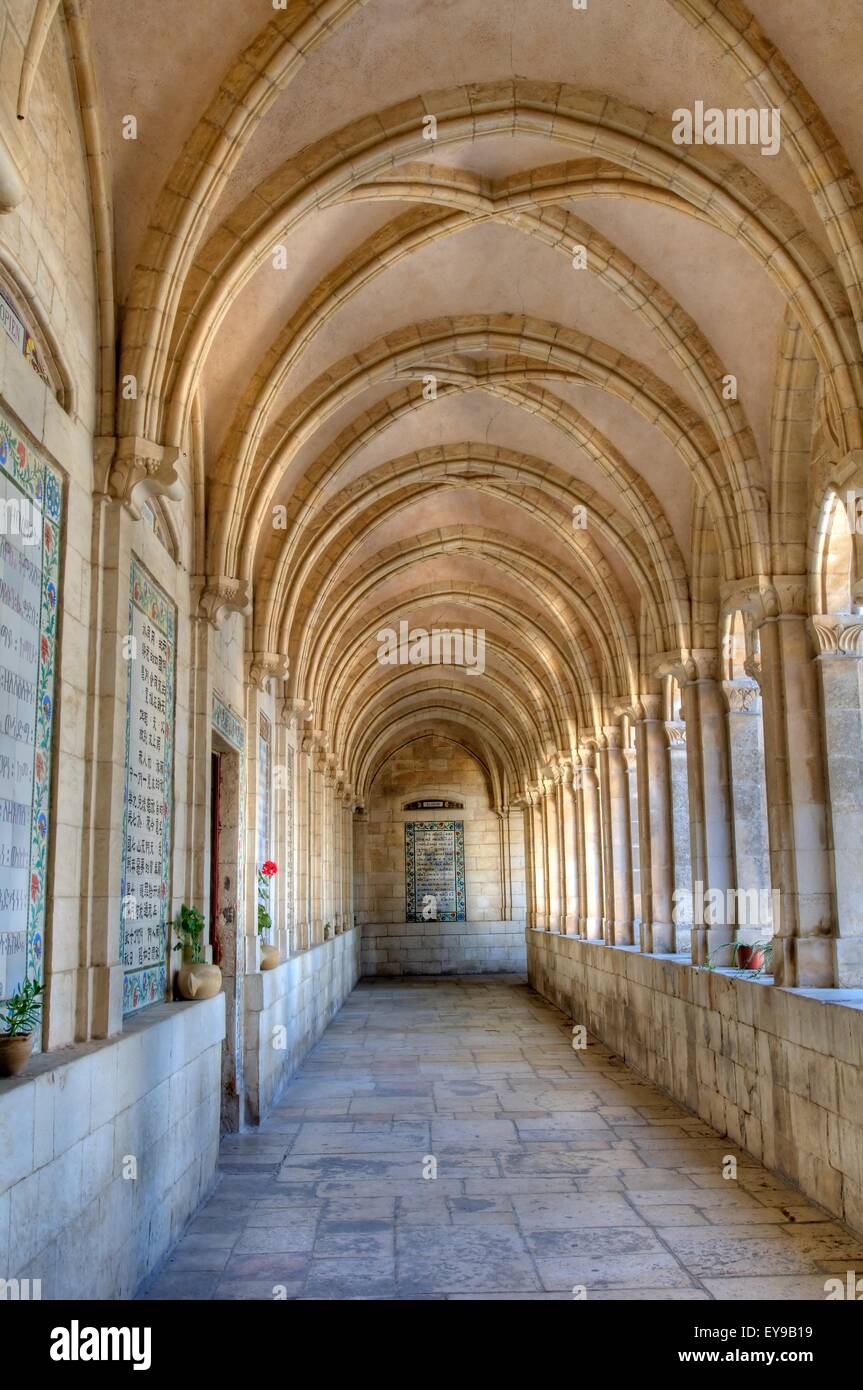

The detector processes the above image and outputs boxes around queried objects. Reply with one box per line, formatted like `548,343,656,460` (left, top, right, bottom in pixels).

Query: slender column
560,760,579,934
623,745,641,938
678,657,736,964
528,784,547,929
353,804,369,927
543,772,562,931
634,698,675,953
522,796,537,928
596,736,614,942
604,725,634,944
665,720,692,953
723,678,773,943
756,586,835,986
577,745,604,940
811,615,863,985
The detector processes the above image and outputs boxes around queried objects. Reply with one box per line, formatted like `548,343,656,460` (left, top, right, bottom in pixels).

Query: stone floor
137,976,863,1300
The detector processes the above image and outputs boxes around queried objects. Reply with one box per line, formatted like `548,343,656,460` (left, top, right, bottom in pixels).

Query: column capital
655,648,719,684
286,698,314,730
722,575,809,626
247,651,289,691
664,719,686,747
809,613,863,658
108,435,185,518
722,676,763,713
633,694,663,721
199,575,253,628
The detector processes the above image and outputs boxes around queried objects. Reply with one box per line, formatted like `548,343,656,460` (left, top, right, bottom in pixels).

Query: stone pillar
723,677,773,945
634,699,675,953
678,659,736,965
755,586,835,986
353,804,369,928
560,760,580,934
543,773,563,931
522,797,537,928
811,614,863,985
296,732,312,949
665,720,692,953
623,745,641,939
596,736,614,942
604,726,634,944
577,745,604,940
528,785,547,929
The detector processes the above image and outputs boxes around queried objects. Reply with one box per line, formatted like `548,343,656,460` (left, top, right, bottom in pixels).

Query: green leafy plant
257,861,278,937
702,939,773,978
0,977,44,1036
173,904,206,964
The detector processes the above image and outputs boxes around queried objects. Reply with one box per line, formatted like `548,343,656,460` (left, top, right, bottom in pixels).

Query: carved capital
655,648,719,684
664,719,686,747
199,576,252,629
810,613,863,658
722,677,762,714
108,435,184,518
286,698,314,731
248,651,289,692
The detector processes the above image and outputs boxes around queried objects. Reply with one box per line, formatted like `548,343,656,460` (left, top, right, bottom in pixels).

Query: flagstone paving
137,976,863,1301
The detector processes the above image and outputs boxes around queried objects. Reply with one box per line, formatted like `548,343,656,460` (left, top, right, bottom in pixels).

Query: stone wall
0,994,225,1300
527,930,863,1238
362,920,526,976
243,927,361,1123
360,735,510,923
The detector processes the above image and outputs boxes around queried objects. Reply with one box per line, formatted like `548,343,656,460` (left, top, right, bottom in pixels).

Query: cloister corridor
138,977,863,1302
4,0,863,1341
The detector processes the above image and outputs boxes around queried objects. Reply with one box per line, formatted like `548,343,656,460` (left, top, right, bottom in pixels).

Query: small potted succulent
173,904,222,1000
258,860,280,969
0,976,44,1077
323,921,333,940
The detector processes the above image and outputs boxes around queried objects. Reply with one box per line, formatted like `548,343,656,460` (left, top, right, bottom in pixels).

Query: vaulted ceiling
88,0,863,804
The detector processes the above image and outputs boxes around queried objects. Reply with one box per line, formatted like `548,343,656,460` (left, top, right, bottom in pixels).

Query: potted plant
702,938,773,977
258,860,280,969
173,904,222,1000
0,976,44,1077
323,921,332,940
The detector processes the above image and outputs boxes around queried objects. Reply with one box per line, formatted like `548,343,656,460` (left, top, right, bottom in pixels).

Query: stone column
634,698,675,953
604,725,634,944
560,760,580,934
543,772,563,931
811,615,863,985
755,585,835,986
623,745,642,939
596,736,614,942
522,797,536,929
723,677,773,944
528,785,547,929
353,804,369,927
665,720,692,953
577,745,604,940
678,658,735,964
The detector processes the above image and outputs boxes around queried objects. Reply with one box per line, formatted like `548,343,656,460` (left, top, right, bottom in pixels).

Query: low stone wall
527,929,863,1237
243,926,361,1124
362,919,527,976
0,993,225,1300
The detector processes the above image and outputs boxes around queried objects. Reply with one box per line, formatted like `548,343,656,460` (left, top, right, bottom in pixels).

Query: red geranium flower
261,860,278,877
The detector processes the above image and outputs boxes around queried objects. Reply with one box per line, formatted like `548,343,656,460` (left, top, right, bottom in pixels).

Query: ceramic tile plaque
405,819,466,921
120,557,176,1014
0,409,61,1007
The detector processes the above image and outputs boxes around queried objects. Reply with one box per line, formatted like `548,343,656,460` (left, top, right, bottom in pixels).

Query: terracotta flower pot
176,961,222,1000
260,942,281,971
0,1032,33,1077
736,945,765,971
